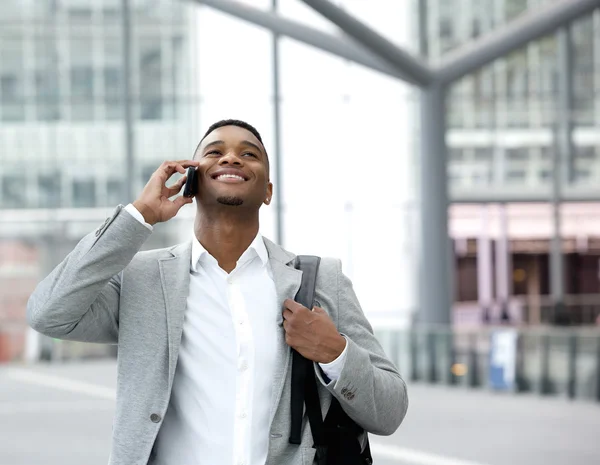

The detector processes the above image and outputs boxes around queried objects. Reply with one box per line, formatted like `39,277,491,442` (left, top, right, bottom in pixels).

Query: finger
312,306,325,314
282,309,294,320
172,195,193,211
157,161,187,180
167,176,187,195
283,299,305,312
177,159,200,168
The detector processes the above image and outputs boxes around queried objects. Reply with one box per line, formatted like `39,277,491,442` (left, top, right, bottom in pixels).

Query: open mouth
211,170,249,183
213,174,247,183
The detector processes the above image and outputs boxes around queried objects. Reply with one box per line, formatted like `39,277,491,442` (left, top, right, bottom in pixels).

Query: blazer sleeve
314,259,408,436
26,204,152,344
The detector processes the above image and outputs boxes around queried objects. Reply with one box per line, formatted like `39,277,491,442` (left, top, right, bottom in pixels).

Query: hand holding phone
132,160,198,225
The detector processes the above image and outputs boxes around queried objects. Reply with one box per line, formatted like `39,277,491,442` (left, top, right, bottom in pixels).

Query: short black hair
201,119,265,147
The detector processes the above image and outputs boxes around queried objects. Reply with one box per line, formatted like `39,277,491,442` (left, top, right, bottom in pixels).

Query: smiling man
27,119,408,465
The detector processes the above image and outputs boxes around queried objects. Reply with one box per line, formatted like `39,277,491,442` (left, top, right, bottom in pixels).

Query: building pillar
549,27,572,324
477,204,493,322
419,84,452,326
495,204,512,323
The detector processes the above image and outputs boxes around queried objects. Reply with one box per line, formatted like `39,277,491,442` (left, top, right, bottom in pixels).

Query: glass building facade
0,0,198,209
420,0,600,199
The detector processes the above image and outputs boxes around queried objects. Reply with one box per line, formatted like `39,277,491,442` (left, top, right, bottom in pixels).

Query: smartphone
183,166,199,198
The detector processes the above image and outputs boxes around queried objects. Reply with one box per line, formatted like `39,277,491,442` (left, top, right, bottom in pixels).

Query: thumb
312,306,326,314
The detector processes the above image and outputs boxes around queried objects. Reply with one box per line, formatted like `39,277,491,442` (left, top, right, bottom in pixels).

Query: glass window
106,178,125,206
473,68,494,128
1,40,25,121
506,148,529,161
67,7,93,19
574,170,591,183
35,37,61,121
141,165,156,185
506,51,529,128
572,17,594,126
71,66,95,120
139,39,162,120
104,66,122,120
2,175,25,208
575,146,596,160
539,169,550,181
32,0,60,18
72,179,96,207
38,174,62,208
0,74,25,121
474,148,493,162
506,169,526,183
449,148,464,161
472,171,491,185
70,38,94,120
505,0,528,21
540,147,553,159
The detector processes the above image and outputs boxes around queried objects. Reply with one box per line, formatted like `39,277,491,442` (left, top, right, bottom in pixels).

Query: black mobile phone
183,166,199,198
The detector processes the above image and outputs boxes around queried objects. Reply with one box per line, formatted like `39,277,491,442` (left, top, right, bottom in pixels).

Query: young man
27,119,408,465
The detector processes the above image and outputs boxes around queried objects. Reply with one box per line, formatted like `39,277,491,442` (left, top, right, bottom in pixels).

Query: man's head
193,119,272,209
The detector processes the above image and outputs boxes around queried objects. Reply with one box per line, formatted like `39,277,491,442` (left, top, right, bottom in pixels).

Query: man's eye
243,152,258,158
206,150,221,156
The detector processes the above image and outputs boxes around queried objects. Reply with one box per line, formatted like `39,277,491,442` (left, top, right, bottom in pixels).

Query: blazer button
150,413,162,423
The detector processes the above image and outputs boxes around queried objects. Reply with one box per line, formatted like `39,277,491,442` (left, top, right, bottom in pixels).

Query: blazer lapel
264,238,302,427
158,240,192,387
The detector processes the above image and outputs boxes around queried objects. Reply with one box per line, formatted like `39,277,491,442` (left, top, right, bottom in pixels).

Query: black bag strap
289,255,324,446
290,255,373,465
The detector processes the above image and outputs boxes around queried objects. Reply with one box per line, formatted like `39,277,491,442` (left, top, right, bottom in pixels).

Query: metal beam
300,0,433,86
122,0,135,203
436,0,600,85
188,0,418,84
419,84,451,325
271,0,284,247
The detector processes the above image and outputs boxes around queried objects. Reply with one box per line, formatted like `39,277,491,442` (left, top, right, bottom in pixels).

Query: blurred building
0,0,197,211
0,0,198,361
1,0,598,361
418,0,600,324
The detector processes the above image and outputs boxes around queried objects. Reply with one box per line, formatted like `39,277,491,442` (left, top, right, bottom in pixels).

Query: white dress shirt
123,204,348,465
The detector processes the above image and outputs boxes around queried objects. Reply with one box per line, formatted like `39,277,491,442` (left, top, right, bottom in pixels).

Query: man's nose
219,151,243,165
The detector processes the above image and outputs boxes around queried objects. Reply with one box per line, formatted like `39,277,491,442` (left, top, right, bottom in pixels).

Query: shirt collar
190,232,269,273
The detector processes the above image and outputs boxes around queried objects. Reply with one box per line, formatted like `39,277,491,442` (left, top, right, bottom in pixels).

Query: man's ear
266,182,274,204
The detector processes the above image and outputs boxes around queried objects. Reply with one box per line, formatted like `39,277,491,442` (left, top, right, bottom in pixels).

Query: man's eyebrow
203,140,224,150
240,140,264,155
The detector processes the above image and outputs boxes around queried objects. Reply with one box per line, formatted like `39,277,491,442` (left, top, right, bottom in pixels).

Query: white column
477,204,493,321
495,204,512,322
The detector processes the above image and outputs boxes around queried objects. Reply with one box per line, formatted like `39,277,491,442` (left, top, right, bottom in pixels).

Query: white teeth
216,174,245,181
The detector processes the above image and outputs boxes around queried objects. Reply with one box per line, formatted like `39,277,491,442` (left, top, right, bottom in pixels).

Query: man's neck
194,209,260,274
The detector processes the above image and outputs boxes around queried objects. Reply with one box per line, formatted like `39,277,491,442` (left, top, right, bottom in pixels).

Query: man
27,119,408,465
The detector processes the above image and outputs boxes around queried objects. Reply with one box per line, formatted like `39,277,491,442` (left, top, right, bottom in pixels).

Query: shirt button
150,413,161,423
239,361,248,371
239,412,247,419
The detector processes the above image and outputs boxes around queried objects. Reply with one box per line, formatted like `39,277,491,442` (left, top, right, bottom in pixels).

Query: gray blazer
27,204,408,465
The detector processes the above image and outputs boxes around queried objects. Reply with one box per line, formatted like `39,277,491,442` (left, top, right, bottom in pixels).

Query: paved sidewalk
1,360,599,465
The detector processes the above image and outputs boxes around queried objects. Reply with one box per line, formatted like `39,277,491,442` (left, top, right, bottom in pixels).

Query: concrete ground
0,360,599,465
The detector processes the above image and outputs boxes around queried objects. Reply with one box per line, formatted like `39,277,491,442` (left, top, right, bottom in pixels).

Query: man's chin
216,196,244,206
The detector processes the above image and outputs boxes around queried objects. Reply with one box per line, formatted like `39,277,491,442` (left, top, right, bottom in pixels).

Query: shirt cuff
318,335,348,382
124,203,153,231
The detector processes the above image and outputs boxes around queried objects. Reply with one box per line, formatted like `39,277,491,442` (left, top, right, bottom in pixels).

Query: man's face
194,125,272,208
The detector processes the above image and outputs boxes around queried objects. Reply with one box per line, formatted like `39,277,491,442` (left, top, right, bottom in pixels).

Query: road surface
1,360,599,465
